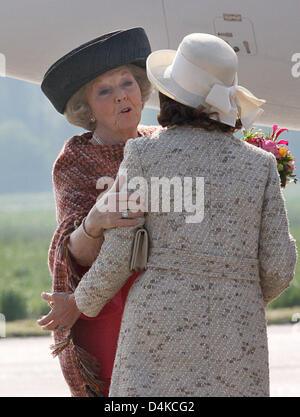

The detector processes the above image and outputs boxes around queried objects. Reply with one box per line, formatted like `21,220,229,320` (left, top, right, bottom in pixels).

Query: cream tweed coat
75,126,297,397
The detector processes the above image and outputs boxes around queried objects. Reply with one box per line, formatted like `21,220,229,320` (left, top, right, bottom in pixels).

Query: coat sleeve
74,139,146,317
258,153,298,306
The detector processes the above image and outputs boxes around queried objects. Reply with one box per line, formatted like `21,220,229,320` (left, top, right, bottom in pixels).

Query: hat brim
146,50,206,109
41,27,151,114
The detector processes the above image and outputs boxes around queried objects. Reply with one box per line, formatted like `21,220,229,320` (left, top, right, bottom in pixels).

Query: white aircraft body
0,0,299,129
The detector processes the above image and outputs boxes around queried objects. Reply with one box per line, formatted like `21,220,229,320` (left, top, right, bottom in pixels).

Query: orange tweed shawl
48,126,158,396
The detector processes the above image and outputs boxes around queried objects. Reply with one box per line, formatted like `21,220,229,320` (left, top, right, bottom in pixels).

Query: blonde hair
64,64,152,131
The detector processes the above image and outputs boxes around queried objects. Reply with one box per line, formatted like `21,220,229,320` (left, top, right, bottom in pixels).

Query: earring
90,115,96,123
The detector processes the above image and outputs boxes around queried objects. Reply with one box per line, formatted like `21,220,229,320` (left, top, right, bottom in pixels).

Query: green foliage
0,195,56,321
5,319,51,337
0,288,27,321
0,77,85,194
268,226,300,309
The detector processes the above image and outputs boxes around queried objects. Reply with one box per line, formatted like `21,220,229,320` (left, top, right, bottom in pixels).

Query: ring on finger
55,325,66,332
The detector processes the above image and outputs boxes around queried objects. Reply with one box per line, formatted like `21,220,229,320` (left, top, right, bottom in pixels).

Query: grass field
3,305,300,339
0,193,56,320
0,190,299,334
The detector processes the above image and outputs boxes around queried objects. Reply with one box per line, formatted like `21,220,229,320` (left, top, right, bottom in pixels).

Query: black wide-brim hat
41,27,151,114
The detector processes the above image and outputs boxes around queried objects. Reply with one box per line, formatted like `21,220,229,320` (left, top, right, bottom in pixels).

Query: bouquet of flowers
242,125,298,188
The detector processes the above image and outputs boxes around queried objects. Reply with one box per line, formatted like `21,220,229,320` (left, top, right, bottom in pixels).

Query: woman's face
86,66,142,137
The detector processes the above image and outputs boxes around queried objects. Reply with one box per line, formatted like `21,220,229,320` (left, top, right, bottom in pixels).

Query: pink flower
271,125,278,139
275,129,288,141
270,125,289,141
247,137,260,147
259,139,281,158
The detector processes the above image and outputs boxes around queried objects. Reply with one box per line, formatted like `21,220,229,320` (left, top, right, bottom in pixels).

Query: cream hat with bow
146,33,265,129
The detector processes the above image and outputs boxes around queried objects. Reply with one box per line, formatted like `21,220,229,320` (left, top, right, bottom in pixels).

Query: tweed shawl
74,126,297,396
48,125,159,397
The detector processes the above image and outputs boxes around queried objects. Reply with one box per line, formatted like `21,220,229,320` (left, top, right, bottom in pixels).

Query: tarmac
0,324,299,397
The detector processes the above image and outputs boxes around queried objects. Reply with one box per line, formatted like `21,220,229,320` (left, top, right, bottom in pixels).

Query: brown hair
157,92,242,133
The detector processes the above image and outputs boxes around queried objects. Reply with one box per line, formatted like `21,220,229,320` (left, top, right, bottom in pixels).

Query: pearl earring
90,116,96,123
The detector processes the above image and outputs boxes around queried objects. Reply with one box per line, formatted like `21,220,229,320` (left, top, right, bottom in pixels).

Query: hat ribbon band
205,83,266,129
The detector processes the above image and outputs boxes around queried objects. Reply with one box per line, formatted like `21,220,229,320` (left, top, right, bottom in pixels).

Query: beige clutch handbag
130,228,149,272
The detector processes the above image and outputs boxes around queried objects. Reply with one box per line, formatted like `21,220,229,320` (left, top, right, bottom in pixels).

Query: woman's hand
84,174,145,237
37,292,81,331
67,174,146,266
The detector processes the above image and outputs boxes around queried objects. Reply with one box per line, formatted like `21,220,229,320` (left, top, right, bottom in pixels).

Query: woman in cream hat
55,33,297,396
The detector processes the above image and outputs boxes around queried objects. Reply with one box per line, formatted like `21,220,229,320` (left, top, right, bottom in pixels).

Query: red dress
48,127,159,397
71,262,139,396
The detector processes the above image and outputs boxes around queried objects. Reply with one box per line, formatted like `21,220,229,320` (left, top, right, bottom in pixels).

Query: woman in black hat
37,27,160,397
